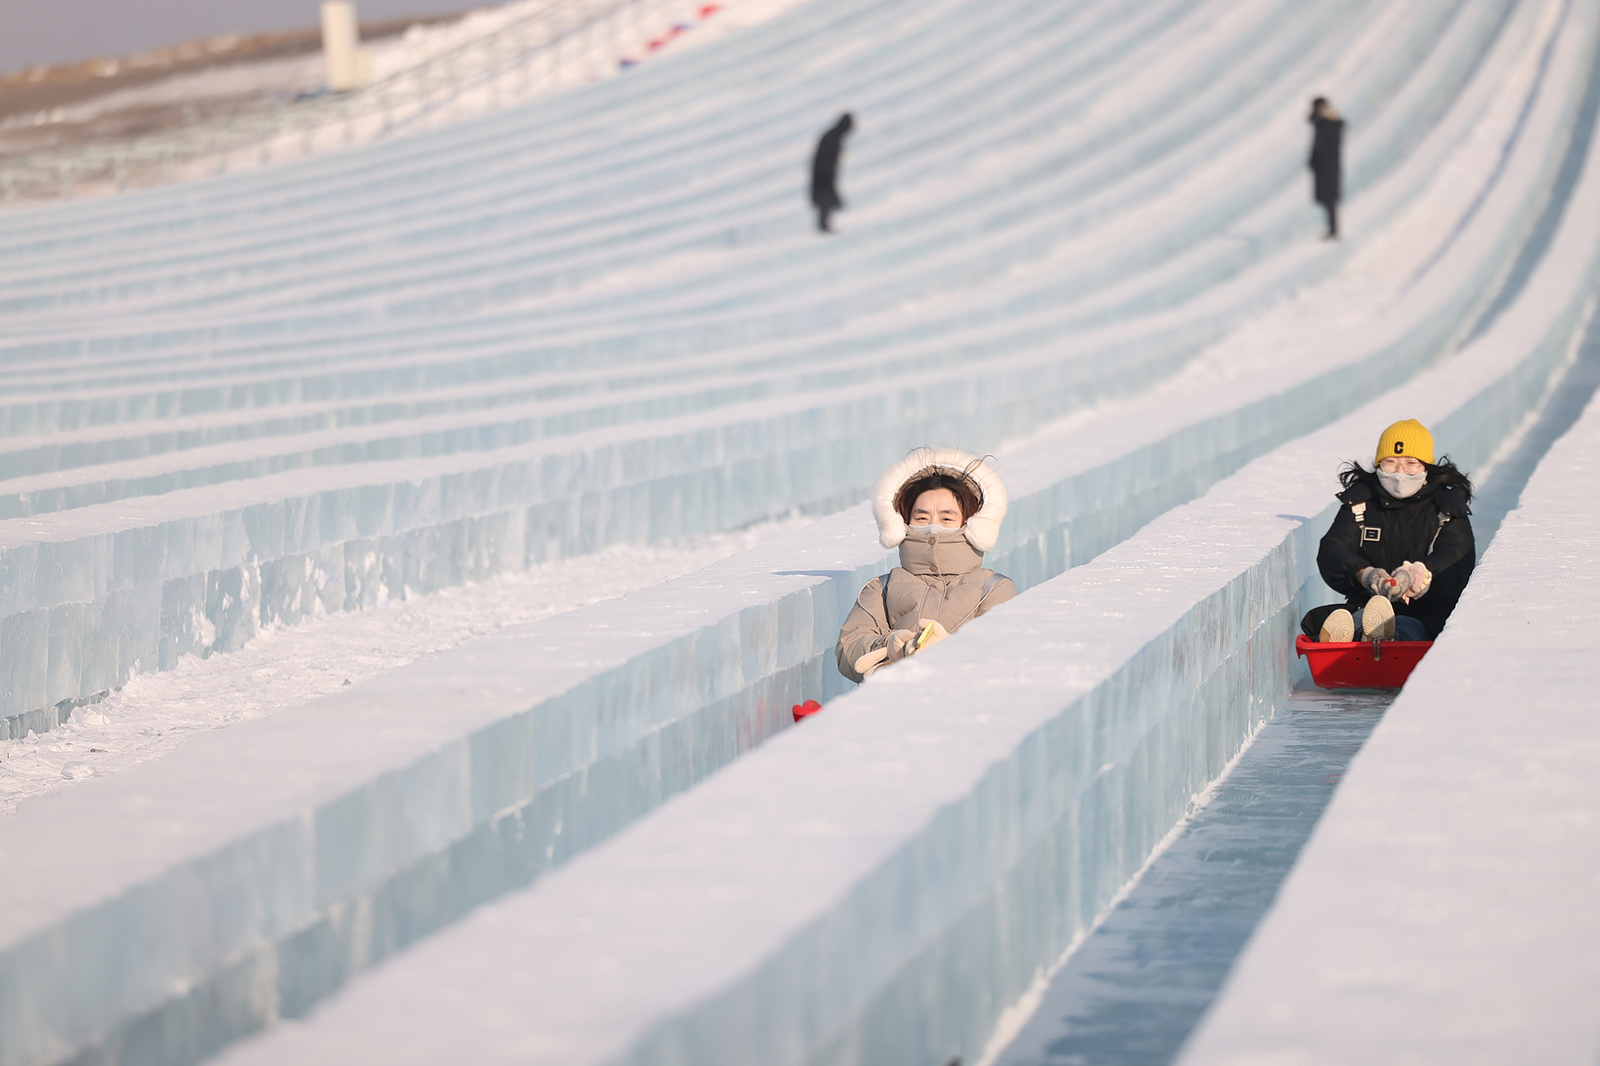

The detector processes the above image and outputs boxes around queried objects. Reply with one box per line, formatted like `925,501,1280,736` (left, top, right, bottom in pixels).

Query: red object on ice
699,4,722,16
792,699,823,722
1296,634,1433,690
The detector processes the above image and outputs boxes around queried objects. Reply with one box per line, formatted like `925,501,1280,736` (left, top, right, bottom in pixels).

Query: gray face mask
906,523,965,539
1378,469,1427,499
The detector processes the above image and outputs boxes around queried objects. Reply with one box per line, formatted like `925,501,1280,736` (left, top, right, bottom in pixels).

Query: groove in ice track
0,514,812,816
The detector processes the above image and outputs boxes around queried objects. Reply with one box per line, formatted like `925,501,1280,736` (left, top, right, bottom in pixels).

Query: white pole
322,1,368,91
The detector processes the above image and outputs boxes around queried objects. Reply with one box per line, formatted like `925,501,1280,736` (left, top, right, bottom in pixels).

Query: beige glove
853,646,889,677
914,619,951,651
1395,560,1432,602
1358,566,1412,601
1357,567,1392,596
886,629,920,662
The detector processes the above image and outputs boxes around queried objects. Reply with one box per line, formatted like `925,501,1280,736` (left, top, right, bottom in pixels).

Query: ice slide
0,0,1540,738
206,16,1600,1060
1,1,1597,1063
1,1,1596,1064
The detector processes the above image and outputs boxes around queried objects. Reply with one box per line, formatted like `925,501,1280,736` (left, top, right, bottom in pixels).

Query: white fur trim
872,447,1009,552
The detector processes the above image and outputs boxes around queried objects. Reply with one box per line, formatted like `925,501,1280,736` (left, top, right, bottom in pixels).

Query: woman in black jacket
1309,97,1344,239
1303,419,1475,643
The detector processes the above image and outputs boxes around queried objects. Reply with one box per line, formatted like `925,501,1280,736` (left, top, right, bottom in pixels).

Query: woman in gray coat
836,448,1017,682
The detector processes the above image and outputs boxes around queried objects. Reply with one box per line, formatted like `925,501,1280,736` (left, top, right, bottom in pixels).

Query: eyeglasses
1377,457,1426,474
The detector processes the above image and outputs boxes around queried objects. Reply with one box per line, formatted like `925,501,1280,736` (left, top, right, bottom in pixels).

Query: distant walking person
1309,96,1344,239
811,112,854,234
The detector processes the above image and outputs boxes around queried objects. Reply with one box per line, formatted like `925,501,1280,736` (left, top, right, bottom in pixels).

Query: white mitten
914,619,951,651
886,629,920,662
1396,560,1432,602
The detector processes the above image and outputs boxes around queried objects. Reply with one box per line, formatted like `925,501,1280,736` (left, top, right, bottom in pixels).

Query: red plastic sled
793,699,823,723
1295,634,1433,690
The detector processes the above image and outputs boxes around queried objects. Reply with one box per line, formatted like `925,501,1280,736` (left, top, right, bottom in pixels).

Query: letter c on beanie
1374,419,1435,465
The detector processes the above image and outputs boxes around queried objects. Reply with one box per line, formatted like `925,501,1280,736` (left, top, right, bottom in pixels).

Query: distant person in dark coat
811,112,854,234
1309,96,1344,239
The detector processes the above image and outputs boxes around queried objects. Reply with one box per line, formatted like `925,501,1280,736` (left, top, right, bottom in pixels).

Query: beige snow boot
1362,594,1396,641
1319,608,1355,643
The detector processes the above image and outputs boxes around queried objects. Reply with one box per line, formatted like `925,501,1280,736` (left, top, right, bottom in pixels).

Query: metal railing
0,0,710,206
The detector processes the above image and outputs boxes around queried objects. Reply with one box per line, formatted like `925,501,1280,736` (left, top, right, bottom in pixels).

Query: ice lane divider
0,0,1465,534
0,0,1219,330
0,14,1595,1058
0,0,1082,260
37,0,1380,341
207,70,1600,1065
0,0,1484,398
0,0,1569,739
0,17,1522,510
0,0,1341,327
0,24,1511,493
0,0,1510,614
0,0,1371,317
0,0,1306,323
1178,331,1600,1066
0,0,1465,435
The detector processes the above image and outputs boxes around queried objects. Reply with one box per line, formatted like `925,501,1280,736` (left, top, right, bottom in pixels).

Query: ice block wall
207,142,1600,1062
5,10,1599,1061
0,4,1596,1062
0,0,1527,736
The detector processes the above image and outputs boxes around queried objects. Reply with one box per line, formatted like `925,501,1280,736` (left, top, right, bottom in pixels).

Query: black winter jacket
811,115,853,208
1309,114,1343,205
1316,471,1474,639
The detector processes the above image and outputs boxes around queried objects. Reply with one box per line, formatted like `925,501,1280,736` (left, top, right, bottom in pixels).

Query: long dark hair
1338,455,1474,502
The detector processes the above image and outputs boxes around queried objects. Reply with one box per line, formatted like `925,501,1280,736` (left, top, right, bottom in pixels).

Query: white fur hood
871,447,1009,552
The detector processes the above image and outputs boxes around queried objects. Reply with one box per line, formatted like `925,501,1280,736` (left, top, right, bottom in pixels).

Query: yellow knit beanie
1374,419,1435,464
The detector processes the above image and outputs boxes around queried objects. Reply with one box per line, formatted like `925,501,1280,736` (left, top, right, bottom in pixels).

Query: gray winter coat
836,527,1016,683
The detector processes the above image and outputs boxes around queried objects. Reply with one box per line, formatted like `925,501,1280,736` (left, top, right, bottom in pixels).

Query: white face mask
1378,469,1427,499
